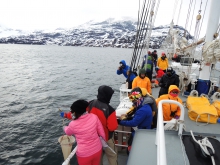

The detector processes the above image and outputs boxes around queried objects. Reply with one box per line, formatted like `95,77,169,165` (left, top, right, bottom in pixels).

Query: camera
119,66,123,70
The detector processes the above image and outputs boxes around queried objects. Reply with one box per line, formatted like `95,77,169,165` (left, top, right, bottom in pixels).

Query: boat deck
106,86,220,165
131,87,220,164
128,129,220,165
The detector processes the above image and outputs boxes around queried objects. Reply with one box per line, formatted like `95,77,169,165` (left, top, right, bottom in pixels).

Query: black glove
117,119,121,124
159,83,165,87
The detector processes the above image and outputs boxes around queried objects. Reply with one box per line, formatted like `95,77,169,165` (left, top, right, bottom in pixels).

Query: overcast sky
0,0,211,37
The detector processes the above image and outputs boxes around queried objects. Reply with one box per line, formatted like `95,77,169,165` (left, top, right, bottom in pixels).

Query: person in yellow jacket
156,85,182,121
132,69,151,94
157,52,169,72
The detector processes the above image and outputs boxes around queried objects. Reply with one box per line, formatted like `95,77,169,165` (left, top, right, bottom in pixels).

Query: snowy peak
0,19,192,48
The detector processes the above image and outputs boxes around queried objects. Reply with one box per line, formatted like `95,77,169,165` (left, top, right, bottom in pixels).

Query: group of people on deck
60,50,182,165
116,50,182,152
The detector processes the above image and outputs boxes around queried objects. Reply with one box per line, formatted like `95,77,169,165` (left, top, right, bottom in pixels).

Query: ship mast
199,0,220,80
194,0,220,95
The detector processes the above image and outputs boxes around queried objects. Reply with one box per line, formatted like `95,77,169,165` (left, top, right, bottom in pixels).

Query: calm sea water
0,45,133,165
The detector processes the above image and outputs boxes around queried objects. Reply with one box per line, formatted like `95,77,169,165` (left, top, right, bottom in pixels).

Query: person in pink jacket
64,99,106,165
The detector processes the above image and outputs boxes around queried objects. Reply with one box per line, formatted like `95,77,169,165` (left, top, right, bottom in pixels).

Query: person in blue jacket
117,87,153,153
116,60,136,89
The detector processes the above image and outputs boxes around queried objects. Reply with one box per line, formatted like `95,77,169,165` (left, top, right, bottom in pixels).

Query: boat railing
155,100,185,165
119,83,131,101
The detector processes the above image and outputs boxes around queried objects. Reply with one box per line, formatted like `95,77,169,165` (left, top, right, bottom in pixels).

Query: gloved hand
60,112,73,120
159,83,165,87
117,119,121,124
174,116,180,119
60,112,65,118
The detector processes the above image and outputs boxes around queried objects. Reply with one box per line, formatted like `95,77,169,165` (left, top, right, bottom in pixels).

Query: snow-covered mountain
0,19,193,48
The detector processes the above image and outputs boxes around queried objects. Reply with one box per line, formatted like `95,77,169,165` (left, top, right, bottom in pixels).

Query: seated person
156,85,183,121
132,69,152,94
118,87,153,153
158,67,179,97
155,66,164,82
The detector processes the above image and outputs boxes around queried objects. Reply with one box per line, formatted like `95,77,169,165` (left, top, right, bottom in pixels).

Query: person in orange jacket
157,52,169,72
156,85,183,121
132,69,152,94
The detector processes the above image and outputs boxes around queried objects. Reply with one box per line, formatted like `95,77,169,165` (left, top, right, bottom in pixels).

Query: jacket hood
140,88,150,97
142,95,154,105
97,85,114,104
119,60,126,66
168,85,180,93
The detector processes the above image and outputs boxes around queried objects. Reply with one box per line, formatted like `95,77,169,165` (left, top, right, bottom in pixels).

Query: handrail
155,99,185,165
119,84,131,101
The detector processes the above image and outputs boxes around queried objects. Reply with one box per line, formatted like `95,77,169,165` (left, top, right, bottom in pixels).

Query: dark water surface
0,45,132,165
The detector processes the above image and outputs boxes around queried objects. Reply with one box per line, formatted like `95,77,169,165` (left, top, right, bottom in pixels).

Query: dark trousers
146,72,152,81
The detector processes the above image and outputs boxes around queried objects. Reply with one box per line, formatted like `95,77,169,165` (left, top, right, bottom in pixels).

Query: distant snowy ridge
0,19,192,48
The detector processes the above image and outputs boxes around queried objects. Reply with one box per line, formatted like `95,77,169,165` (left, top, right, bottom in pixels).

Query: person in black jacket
158,67,180,97
152,50,158,67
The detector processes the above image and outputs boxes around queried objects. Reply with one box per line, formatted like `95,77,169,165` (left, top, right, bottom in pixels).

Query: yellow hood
168,85,180,93
140,88,151,97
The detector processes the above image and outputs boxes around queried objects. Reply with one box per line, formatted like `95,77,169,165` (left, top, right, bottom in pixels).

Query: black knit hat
167,67,173,73
70,100,89,114
139,69,145,74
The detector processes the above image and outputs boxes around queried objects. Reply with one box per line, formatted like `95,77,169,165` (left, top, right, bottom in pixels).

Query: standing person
158,67,180,97
152,50,158,67
116,60,136,89
132,69,152,94
64,100,106,165
157,52,169,73
142,51,153,81
87,85,118,165
156,85,183,121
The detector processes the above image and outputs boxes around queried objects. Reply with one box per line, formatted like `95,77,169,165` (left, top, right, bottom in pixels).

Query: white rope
176,0,183,25
184,0,193,34
172,0,179,21
198,0,208,38
190,130,216,165
189,0,196,36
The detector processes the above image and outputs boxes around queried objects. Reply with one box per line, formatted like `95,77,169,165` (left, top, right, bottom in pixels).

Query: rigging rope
134,0,152,68
130,0,152,71
189,0,196,36
176,0,183,25
198,0,208,38
184,0,193,37
144,0,156,51
130,0,148,69
172,0,179,21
